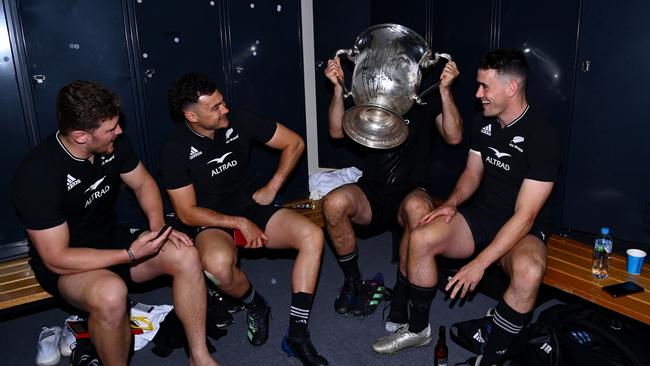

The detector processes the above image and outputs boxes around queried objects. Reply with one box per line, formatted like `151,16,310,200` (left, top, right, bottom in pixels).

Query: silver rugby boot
372,323,432,354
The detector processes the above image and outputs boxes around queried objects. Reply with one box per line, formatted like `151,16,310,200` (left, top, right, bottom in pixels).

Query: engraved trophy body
335,24,451,149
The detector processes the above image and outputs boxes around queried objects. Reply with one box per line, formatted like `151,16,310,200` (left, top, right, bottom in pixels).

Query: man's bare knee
167,245,202,275
399,192,433,229
85,278,129,324
409,225,440,256
295,223,324,253
510,254,546,291
202,250,236,288
323,191,353,222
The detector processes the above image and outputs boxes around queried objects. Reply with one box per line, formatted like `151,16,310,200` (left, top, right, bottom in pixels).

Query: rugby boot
281,332,329,366
372,324,432,354
246,301,271,346
333,279,361,314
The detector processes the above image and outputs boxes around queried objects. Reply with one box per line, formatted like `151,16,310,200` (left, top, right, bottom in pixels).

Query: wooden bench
0,257,51,311
287,198,650,325
544,234,650,325
0,200,322,312
5,198,648,326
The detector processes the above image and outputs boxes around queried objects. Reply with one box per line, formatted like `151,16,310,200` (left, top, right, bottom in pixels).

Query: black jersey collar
501,105,530,129
56,131,87,162
184,122,215,140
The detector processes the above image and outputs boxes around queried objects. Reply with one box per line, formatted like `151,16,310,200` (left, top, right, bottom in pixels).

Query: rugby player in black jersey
12,81,219,366
372,50,561,366
161,73,328,366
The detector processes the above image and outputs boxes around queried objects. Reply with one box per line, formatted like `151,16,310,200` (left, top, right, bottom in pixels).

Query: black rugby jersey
358,95,442,188
11,132,140,247
159,110,277,213
470,106,561,216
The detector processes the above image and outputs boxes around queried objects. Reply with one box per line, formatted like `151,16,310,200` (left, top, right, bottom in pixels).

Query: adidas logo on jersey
481,124,492,136
189,146,203,160
66,174,81,191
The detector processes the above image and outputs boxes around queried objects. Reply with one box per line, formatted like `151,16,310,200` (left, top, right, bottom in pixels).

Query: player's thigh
264,208,323,251
58,269,128,312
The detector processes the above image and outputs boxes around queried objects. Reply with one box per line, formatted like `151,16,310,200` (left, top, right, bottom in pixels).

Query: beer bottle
435,325,448,366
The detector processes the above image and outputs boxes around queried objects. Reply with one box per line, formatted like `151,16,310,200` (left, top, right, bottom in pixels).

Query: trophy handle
414,52,453,105
333,48,358,98
418,51,452,69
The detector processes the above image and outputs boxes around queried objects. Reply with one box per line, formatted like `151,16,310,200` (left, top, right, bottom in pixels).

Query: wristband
126,248,136,263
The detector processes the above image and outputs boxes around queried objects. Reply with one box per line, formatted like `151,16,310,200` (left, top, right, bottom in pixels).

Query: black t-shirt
357,96,442,188
470,106,561,216
11,132,140,249
159,109,277,213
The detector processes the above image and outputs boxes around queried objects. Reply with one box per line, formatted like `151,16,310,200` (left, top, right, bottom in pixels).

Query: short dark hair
479,49,529,81
168,72,218,123
56,80,121,134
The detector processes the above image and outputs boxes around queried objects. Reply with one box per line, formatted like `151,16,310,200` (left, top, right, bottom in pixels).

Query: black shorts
196,201,281,237
355,180,417,235
458,203,549,253
30,225,143,301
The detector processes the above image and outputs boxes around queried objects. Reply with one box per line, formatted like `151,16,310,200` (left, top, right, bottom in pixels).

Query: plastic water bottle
592,227,613,278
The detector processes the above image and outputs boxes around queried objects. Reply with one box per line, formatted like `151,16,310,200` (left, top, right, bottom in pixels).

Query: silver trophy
335,24,451,149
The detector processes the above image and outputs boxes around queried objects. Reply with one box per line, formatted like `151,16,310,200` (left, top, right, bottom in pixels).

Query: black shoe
223,296,245,314
70,339,101,366
246,302,271,346
281,332,329,366
334,279,361,314
450,308,495,355
351,272,389,316
207,288,234,328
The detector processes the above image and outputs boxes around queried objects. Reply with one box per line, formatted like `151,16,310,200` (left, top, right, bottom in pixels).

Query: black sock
336,247,361,281
387,269,409,324
238,285,266,309
288,292,313,339
480,300,531,366
408,283,436,334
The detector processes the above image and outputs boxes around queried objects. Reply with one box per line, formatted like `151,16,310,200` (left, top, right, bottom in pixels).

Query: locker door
370,0,431,41
562,0,650,245
0,2,33,248
499,0,581,225
428,0,494,198
227,0,307,199
133,0,226,177
313,0,370,170
18,0,145,225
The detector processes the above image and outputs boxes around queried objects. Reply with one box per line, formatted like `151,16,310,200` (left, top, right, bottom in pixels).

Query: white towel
309,167,363,200
130,302,174,351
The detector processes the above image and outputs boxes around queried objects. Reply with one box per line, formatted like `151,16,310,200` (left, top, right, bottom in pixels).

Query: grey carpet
1,231,560,365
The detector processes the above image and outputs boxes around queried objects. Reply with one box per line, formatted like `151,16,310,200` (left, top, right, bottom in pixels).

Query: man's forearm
328,86,345,138
266,139,304,193
43,247,132,275
134,178,165,230
178,205,244,231
439,87,463,144
447,168,482,207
